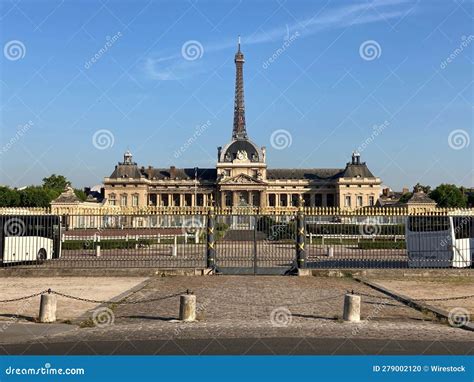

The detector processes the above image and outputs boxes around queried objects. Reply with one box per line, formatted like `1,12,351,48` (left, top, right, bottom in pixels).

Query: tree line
0,176,471,208
399,183,472,208
0,175,86,208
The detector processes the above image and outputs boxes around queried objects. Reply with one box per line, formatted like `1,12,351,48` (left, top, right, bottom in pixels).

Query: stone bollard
96,244,101,257
179,291,196,322
171,236,177,257
39,291,57,323
327,246,334,257
343,293,361,322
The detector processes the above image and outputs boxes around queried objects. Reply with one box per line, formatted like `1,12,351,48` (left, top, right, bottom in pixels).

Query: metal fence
0,212,472,271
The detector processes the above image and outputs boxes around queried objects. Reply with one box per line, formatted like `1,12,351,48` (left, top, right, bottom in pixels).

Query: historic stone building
103,41,381,210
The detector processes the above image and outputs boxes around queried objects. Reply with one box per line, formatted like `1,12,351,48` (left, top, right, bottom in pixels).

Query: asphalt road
1,337,472,355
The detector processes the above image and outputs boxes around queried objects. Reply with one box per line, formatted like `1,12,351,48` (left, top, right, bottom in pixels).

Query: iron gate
214,214,297,274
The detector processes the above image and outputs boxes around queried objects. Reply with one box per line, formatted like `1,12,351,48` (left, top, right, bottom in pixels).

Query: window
268,194,276,207
303,194,311,206
196,193,204,206
120,194,128,207
344,196,351,207
314,194,322,207
132,194,139,207
173,194,180,206
357,196,363,207
369,196,375,206
225,192,232,207
326,194,335,207
291,194,299,206
148,194,157,206
185,194,192,206
109,194,116,206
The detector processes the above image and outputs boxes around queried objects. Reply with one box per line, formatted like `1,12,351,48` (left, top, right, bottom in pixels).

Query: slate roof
108,163,376,182
407,191,437,205
266,169,343,180
52,187,81,204
109,164,143,179
341,163,375,178
143,168,217,181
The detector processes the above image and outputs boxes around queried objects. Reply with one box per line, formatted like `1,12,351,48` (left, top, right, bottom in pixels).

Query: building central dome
219,138,264,163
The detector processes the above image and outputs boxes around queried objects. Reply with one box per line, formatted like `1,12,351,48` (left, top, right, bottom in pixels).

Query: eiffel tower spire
232,36,247,139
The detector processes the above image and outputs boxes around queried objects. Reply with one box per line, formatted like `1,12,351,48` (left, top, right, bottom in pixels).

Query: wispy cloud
143,0,416,80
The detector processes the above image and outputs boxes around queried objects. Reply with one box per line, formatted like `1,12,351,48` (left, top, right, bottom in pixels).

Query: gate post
206,200,216,269
296,197,306,269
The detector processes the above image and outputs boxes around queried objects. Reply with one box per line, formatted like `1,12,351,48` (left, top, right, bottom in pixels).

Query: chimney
382,187,390,197
170,166,177,178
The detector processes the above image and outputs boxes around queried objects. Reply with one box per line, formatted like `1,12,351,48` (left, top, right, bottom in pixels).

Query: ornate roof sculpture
109,151,143,179
341,152,376,178
52,185,81,205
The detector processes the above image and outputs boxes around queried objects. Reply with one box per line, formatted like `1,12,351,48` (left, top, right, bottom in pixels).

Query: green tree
74,189,87,201
42,174,69,191
398,192,412,204
0,186,20,207
19,186,57,207
429,184,467,208
413,182,431,194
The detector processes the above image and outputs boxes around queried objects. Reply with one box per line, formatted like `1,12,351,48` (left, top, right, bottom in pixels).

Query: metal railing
0,211,472,270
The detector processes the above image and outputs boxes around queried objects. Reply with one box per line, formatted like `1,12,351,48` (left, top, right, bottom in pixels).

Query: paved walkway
1,276,472,354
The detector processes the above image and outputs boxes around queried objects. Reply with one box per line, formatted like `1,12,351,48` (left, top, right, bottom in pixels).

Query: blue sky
0,0,472,190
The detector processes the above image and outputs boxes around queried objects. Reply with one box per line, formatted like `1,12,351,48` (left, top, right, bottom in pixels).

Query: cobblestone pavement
0,277,147,321
371,277,474,315
3,276,473,347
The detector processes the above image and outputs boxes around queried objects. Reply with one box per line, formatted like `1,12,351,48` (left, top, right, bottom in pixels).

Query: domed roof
219,138,264,163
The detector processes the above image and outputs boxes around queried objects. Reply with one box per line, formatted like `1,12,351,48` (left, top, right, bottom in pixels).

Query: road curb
308,269,474,278
354,277,474,332
0,268,211,277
